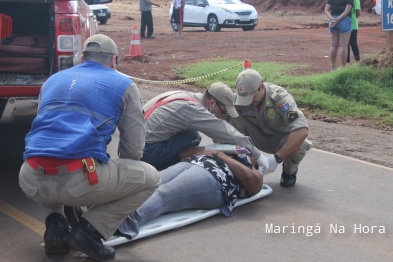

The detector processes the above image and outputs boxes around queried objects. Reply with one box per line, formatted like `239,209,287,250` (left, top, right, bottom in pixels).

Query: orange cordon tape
116,62,243,85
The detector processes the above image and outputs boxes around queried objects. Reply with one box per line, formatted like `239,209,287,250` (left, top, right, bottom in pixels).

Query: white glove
256,154,269,170
266,155,279,174
258,165,267,176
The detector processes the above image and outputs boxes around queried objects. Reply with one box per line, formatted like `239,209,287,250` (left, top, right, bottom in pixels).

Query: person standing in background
172,0,185,38
324,0,353,70
347,0,361,64
140,0,160,38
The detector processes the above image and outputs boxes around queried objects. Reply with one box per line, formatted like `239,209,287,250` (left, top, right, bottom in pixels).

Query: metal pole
387,31,393,47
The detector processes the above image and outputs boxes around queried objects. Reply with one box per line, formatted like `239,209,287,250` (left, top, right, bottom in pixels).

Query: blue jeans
329,15,352,34
117,162,224,239
141,130,201,170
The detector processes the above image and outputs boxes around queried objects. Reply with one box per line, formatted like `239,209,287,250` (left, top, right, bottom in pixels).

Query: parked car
85,0,111,24
373,0,381,15
0,0,112,126
169,0,258,32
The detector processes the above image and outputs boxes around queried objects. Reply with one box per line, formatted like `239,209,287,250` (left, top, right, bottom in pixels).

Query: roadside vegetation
173,59,393,125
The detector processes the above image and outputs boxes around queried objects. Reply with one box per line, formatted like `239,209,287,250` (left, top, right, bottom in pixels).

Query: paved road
0,127,392,262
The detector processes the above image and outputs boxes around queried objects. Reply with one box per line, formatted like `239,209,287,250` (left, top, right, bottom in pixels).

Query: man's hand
256,154,269,170
266,155,279,174
258,165,267,176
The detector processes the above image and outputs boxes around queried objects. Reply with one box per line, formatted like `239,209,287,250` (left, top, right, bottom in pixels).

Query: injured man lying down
116,145,264,239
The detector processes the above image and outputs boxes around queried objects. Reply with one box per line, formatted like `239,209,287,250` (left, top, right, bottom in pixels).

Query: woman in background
324,0,353,70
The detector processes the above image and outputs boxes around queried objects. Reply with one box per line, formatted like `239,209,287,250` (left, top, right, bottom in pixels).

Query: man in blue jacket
19,34,160,261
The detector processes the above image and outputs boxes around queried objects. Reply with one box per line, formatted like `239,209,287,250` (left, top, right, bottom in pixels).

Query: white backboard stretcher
103,184,272,247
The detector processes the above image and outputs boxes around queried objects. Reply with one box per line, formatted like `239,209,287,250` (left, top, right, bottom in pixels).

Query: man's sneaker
44,213,70,254
280,168,298,187
63,218,115,262
147,35,155,38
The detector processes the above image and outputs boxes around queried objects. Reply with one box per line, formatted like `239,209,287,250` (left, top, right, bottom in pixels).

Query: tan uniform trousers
19,158,160,240
230,115,311,175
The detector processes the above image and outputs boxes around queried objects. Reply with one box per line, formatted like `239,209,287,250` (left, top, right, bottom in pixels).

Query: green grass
173,59,393,125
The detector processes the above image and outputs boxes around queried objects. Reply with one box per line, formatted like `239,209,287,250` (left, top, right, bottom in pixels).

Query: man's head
82,34,118,68
235,69,265,106
205,82,238,118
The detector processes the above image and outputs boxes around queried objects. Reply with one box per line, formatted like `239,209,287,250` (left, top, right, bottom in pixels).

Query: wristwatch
274,154,283,163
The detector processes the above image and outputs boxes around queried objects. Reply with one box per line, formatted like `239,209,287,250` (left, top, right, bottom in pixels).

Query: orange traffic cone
126,26,142,57
242,59,251,70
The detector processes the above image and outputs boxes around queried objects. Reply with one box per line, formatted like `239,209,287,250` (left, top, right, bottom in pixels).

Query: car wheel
207,15,221,32
171,22,178,32
99,19,108,25
242,26,255,31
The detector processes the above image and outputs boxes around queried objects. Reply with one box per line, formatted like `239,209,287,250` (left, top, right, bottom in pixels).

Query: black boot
280,168,298,187
63,218,115,262
44,213,70,254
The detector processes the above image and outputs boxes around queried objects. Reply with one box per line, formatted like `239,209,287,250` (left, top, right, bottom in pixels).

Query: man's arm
147,0,160,7
186,104,262,160
356,9,361,18
179,146,204,160
355,0,361,18
194,149,263,194
275,127,308,159
118,83,146,160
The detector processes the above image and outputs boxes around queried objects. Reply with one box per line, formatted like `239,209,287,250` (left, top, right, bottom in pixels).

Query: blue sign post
382,0,393,47
382,0,393,31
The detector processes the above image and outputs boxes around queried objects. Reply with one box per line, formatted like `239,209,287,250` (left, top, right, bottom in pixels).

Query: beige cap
83,34,118,55
208,82,238,118
235,69,263,106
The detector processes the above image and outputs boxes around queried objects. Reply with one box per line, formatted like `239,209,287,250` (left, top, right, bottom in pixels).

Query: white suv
169,0,258,32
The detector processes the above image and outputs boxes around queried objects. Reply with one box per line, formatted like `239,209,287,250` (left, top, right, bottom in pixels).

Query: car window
186,0,193,6
193,0,206,6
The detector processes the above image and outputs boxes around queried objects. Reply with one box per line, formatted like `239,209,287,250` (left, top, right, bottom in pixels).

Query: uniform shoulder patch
287,111,298,122
278,100,289,112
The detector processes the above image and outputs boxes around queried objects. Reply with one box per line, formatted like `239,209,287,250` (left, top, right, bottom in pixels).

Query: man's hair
83,43,114,66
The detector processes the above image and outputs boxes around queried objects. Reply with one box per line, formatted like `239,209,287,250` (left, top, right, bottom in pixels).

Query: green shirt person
347,0,361,63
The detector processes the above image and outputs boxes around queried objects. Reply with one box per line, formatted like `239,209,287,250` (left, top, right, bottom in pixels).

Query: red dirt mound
362,46,393,69
246,0,375,13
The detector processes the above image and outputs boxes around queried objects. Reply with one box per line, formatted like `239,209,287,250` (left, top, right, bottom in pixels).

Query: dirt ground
99,0,393,168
